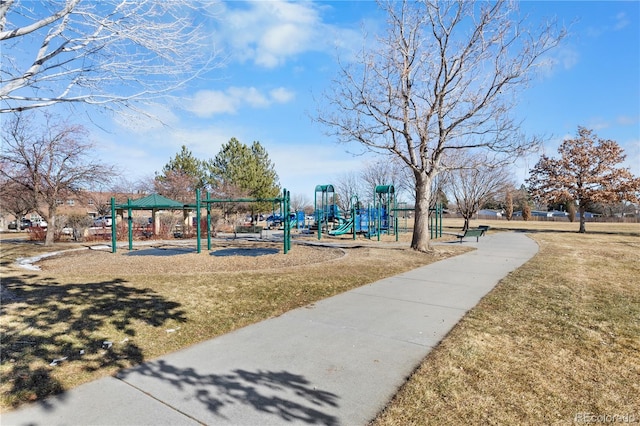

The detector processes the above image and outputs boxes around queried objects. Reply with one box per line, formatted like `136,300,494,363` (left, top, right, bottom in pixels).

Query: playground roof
315,184,335,192
122,194,186,209
375,185,395,194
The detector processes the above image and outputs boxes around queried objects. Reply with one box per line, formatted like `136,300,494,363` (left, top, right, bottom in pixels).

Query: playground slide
328,217,354,236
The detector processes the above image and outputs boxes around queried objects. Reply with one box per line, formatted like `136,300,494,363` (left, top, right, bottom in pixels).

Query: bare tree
446,158,511,230
111,175,154,197
333,170,363,212
290,193,312,213
0,112,114,245
0,0,221,113
317,0,564,251
154,170,200,204
504,187,514,221
360,157,411,203
0,177,35,222
522,203,532,221
527,127,640,233
83,190,112,216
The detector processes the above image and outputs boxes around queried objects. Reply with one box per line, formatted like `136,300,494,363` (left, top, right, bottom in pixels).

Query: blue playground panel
353,207,389,235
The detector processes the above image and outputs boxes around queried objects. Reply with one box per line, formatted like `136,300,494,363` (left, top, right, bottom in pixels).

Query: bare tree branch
1,0,222,113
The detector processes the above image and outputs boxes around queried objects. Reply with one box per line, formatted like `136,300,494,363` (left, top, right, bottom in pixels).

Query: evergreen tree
154,145,208,202
209,138,280,212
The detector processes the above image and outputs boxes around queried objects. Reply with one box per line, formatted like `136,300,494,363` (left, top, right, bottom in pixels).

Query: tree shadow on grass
1,274,186,409
118,360,340,425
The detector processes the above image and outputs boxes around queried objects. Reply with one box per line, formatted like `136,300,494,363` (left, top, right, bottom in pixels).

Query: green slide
328,217,354,236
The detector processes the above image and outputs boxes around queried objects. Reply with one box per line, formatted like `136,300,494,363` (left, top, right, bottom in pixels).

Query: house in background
477,209,503,218
0,190,144,231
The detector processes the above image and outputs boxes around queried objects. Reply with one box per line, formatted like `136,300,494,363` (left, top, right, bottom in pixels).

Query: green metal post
196,188,201,254
206,191,212,251
430,207,433,239
315,191,320,240
283,189,290,254
435,203,441,238
438,203,443,238
282,193,286,253
287,190,291,253
322,190,327,239
351,195,358,240
395,216,399,242
127,199,133,251
377,193,381,242
289,194,292,252
111,197,117,253
393,190,398,242
367,204,372,239
436,203,439,239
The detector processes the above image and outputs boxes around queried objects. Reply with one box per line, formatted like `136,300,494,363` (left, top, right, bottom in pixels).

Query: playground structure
315,184,397,241
110,188,292,254
314,183,442,241
314,185,339,239
108,183,442,254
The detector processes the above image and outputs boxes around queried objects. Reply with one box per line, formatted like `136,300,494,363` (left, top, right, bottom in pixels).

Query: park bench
235,225,263,234
455,227,486,243
477,225,490,235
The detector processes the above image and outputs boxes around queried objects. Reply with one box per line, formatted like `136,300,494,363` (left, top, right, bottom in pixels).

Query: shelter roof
124,194,186,209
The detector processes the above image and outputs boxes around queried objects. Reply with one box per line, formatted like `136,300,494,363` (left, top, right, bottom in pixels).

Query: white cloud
188,90,241,116
95,119,251,181
270,87,295,103
213,1,322,68
537,45,579,78
214,1,364,69
617,115,639,126
586,10,632,37
167,126,231,158
614,12,629,31
585,118,609,131
185,86,295,117
227,87,270,108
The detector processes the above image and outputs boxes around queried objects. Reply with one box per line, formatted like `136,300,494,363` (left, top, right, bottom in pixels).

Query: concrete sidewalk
2,232,538,426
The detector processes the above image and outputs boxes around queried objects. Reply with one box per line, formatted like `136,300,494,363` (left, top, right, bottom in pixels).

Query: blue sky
88,1,639,200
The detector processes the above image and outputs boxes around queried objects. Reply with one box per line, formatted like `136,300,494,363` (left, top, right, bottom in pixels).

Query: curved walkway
3,232,538,426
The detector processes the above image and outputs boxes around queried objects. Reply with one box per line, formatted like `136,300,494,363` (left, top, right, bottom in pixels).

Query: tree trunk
578,204,586,233
462,217,470,231
411,173,433,252
45,212,56,246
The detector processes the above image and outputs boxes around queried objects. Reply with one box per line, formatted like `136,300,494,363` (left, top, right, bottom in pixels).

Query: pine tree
208,138,280,213
154,145,208,202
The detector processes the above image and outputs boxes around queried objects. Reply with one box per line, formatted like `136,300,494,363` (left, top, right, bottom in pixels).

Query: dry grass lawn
0,232,465,411
3,220,638,421
373,222,640,425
